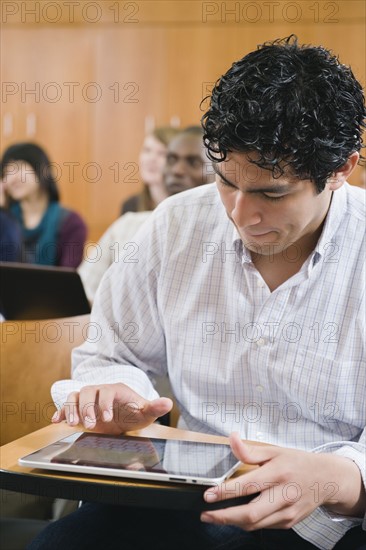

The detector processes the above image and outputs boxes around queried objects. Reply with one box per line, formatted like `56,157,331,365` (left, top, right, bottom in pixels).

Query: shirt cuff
312,442,366,529
51,364,160,411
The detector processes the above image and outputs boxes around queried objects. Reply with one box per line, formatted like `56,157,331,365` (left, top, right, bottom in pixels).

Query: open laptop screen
0,262,91,320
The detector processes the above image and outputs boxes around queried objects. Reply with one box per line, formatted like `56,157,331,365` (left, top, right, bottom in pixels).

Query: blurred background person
0,143,87,268
0,178,22,262
164,126,213,195
120,126,180,214
80,126,214,302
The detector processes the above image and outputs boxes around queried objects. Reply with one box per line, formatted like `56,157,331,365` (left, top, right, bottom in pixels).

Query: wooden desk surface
0,423,259,511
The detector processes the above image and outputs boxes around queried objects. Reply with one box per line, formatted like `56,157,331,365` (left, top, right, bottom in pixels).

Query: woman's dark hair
202,36,366,193
0,142,60,202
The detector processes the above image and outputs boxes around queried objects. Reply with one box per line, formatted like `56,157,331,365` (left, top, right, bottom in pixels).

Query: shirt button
256,338,266,347
257,279,265,288
256,432,264,441
256,385,264,392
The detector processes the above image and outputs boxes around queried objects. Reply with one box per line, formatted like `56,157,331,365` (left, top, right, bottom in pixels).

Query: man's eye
166,156,176,165
189,159,202,168
262,193,286,201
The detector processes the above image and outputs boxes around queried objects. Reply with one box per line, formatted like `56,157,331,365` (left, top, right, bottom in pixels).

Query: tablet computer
19,432,241,486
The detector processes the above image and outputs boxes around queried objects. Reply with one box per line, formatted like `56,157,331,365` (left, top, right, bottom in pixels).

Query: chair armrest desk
0,423,258,512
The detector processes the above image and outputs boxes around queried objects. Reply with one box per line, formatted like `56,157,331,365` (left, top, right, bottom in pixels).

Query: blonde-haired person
121,126,180,214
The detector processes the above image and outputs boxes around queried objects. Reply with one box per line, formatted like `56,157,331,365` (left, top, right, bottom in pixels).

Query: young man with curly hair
32,37,365,549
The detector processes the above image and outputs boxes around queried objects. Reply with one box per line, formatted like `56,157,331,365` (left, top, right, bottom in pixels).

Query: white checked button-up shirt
53,182,365,549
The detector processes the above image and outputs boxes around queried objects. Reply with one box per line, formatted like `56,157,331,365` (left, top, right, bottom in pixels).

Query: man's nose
170,159,186,177
231,191,262,227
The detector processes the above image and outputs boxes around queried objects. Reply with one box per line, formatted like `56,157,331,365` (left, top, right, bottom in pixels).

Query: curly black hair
201,36,366,193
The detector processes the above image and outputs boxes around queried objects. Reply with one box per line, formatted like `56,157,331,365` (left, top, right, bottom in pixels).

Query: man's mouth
165,182,188,195
245,230,276,238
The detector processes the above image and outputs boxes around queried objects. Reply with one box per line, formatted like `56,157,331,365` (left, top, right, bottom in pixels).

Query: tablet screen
19,432,240,484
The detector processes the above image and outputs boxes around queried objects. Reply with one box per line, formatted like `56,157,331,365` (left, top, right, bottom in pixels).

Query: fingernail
69,413,74,424
201,514,214,523
85,415,95,425
52,411,59,421
204,489,218,502
103,410,112,422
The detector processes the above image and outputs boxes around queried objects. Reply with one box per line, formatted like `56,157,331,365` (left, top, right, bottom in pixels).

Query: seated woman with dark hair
0,142,87,268
0,179,22,262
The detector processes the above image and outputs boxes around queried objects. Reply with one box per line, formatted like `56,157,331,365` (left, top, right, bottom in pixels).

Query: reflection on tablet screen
45,433,238,479
51,433,167,472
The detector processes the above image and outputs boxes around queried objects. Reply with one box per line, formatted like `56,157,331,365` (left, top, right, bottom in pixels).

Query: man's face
164,134,214,195
216,152,335,258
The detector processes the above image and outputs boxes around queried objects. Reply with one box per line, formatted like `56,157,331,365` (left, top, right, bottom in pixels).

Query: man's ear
328,152,359,190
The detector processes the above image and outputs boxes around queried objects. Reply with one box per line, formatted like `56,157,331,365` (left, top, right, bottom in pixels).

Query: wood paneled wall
1,1,365,240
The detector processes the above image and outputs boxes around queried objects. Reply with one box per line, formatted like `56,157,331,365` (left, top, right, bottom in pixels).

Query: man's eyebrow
213,164,236,186
186,155,203,161
213,164,293,194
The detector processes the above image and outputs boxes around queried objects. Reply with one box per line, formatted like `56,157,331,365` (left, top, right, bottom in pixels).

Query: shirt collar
313,184,346,261
232,226,251,264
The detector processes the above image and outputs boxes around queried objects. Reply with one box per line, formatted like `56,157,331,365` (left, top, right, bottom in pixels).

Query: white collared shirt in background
78,211,151,302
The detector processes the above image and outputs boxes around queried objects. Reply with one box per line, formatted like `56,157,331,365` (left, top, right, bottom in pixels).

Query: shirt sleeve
57,210,87,268
51,209,167,409
312,428,366,528
292,428,366,547
78,224,116,303
0,209,22,262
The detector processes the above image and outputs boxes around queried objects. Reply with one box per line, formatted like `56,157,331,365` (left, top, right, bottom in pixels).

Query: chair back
0,314,89,445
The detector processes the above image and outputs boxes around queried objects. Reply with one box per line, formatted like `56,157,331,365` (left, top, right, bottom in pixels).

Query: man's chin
166,184,189,196
243,239,284,256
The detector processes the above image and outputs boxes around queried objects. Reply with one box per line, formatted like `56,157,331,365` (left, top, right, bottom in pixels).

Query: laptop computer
0,262,91,320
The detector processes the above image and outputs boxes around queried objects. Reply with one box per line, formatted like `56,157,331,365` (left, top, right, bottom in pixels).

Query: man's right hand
52,383,173,434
